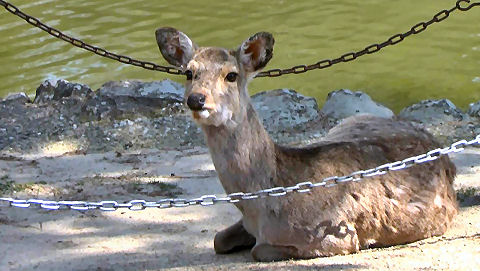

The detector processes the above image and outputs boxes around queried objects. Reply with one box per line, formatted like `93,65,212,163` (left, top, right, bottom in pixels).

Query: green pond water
0,0,479,112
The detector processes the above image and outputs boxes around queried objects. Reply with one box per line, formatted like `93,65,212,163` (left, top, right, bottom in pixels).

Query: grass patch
457,187,479,201
456,187,480,207
128,180,182,197
0,175,15,193
0,175,47,194
147,180,178,191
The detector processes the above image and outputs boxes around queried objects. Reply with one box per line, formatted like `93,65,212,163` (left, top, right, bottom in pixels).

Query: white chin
193,106,237,128
198,110,210,119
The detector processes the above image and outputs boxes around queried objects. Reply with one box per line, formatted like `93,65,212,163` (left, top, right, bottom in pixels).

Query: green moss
0,175,15,193
0,175,46,194
148,180,178,190
456,187,480,203
127,180,181,197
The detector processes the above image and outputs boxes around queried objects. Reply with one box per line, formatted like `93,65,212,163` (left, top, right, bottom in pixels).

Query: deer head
156,27,274,128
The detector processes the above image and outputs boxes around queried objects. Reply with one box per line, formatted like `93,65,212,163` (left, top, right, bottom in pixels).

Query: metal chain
256,0,480,77
0,0,184,75
1,0,479,78
1,134,479,212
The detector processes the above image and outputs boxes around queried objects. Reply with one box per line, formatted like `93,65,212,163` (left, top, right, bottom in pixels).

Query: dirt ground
0,145,479,271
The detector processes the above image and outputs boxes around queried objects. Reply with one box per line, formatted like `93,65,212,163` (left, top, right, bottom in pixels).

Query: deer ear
237,32,274,73
156,27,197,68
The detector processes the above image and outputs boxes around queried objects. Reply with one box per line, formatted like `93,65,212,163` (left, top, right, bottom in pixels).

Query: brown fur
156,28,458,261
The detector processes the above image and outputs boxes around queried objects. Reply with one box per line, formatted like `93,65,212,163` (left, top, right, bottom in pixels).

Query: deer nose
186,93,206,111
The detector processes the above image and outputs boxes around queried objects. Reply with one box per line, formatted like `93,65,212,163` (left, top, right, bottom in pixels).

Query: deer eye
225,72,238,82
185,70,193,80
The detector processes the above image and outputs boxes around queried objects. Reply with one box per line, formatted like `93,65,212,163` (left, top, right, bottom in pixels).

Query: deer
155,27,457,262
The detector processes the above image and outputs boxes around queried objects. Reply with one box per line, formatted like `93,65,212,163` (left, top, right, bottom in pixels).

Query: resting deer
156,27,457,261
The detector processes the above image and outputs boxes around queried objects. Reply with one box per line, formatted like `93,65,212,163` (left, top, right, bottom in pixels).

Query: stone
80,95,119,121
54,79,93,100
2,78,478,154
468,101,480,118
320,89,394,121
251,89,329,145
97,79,185,117
33,79,93,104
398,99,467,124
98,79,184,104
2,92,31,105
33,80,56,104
1,79,197,153
251,88,321,130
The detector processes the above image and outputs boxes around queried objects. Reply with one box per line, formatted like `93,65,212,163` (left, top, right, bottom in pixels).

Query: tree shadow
457,187,480,207
449,151,480,174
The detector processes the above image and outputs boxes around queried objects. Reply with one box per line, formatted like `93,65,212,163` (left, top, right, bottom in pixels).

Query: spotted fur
156,27,457,262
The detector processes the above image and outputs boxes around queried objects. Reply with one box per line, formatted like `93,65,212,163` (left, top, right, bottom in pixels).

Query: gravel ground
0,147,479,271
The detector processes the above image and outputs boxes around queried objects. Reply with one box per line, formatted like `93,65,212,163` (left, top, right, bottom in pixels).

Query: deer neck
202,103,277,194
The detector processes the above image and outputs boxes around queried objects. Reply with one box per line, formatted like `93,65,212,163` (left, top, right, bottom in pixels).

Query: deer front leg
251,243,301,262
214,219,256,254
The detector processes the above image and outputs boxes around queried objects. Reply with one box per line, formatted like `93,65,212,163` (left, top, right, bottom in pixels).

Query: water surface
0,0,479,111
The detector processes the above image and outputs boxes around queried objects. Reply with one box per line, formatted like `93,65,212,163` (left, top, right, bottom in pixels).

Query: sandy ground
0,146,479,271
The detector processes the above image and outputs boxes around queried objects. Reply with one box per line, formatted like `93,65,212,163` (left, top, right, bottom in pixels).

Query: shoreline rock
1,79,479,154
468,101,480,118
320,89,394,124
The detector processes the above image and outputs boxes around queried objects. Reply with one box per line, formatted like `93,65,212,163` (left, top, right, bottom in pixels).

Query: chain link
1,0,479,78
1,135,478,212
255,0,480,78
0,0,184,75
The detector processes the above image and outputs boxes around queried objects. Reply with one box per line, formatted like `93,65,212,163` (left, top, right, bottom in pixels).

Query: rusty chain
1,0,479,78
1,135,479,211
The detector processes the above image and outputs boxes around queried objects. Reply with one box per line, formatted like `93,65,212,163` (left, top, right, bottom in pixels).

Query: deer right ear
155,27,197,68
237,32,274,74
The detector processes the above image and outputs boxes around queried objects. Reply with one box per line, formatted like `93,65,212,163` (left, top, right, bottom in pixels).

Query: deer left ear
156,27,198,68
237,32,274,74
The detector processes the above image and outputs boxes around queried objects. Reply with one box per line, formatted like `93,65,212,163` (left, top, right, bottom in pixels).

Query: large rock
398,99,467,124
1,79,198,153
468,101,480,118
251,89,328,144
97,80,184,113
34,79,93,104
80,79,187,121
320,89,394,121
252,89,320,130
3,78,478,153
2,92,31,105
80,95,119,121
398,99,477,146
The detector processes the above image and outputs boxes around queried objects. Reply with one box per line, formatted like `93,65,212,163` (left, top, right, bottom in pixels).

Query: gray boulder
468,101,480,118
98,79,184,104
320,89,394,121
399,99,467,124
2,92,31,105
34,79,93,104
96,80,185,118
80,95,119,121
0,79,199,153
33,80,55,103
251,89,328,144
252,89,320,130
